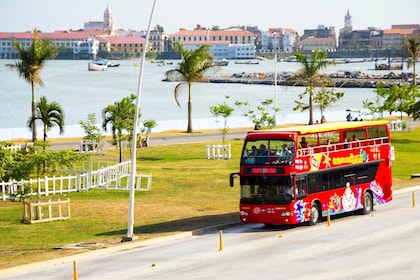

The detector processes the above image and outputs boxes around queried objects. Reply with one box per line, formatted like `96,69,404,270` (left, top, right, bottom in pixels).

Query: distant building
0,30,104,59
97,35,147,58
260,28,299,53
300,37,336,52
84,5,114,35
73,38,100,59
339,30,372,51
303,25,336,39
344,9,352,32
170,26,257,59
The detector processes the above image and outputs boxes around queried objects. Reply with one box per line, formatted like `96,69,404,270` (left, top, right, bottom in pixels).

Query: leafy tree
210,96,234,144
80,113,104,143
102,94,139,162
142,119,157,135
408,101,420,120
235,98,279,130
405,34,420,85
5,142,87,181
374,84,420,122
6,29,57,142
293,49,333,125
155,25,164,33
362,96,385,120
28,96,65,142
312,87,344,122
165,42,217,133
0,147,14,181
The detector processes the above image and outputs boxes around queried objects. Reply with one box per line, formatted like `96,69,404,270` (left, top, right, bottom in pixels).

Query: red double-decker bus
230,120,394,225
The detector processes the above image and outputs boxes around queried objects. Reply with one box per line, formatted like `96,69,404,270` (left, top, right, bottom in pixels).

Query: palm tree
405,34,419,85
6,29,57,142
165,42,216,133
102,94,138,162
28,96,65,142
293,49,332,125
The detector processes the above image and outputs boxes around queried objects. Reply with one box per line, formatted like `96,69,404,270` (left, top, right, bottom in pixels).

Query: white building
73,38,100,59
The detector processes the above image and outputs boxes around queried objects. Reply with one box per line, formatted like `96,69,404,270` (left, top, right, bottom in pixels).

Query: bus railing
298,137,388,157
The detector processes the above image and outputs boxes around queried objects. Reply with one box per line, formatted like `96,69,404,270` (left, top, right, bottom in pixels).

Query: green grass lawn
1,128,420,268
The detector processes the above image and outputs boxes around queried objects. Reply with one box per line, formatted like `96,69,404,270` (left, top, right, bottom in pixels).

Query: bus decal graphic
326,187,363,215
332,153,364,166
293,200,307,223
370,180,388,204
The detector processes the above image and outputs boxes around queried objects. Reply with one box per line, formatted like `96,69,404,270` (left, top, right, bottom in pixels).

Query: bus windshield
240,176,293,204
242,139,295,165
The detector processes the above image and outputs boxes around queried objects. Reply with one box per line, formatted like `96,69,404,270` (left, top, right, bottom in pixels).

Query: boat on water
213,59,229,66
234,60,259,65
107,62,120,67
88,60,107,71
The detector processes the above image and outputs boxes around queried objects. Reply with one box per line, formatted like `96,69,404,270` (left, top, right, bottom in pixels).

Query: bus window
240,176,293,204
296,176,307,195
242,140,295,165
308,173,328,193
346,129,365,142
367,126,388,143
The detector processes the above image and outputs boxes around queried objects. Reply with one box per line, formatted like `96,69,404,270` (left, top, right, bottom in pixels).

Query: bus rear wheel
309,204,320,226
362,192,373,215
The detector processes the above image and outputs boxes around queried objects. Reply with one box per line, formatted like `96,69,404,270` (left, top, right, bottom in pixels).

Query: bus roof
250,120,389,135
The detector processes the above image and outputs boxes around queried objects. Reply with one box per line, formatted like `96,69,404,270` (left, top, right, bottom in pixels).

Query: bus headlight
280,212,291,217
240,211,249,216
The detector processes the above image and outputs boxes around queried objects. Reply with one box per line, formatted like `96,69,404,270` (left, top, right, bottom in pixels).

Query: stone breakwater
207,71,412,88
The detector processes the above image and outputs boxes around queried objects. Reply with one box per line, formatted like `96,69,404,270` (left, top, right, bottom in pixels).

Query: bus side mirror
230,172,239,187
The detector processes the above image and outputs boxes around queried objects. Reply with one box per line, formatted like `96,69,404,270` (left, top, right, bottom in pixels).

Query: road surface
1,187,419,280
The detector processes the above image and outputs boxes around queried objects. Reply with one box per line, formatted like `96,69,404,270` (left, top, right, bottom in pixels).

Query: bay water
0,59,397,140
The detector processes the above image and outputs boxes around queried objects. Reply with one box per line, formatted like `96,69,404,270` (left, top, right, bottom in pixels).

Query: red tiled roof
171,29,255,37
182,40,230,45
0,30,106,40
96,35,145,44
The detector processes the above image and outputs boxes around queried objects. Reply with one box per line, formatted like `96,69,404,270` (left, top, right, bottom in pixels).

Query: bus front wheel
362,192,373,215
309,204,320,226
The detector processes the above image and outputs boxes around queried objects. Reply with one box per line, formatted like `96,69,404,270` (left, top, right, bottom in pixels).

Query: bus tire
309,203,320,226
362,192,373,215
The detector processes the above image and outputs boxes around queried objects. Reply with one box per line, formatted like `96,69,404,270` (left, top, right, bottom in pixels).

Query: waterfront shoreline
207,70,410,88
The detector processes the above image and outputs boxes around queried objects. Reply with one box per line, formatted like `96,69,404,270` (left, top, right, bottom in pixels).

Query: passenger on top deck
299,137,309,148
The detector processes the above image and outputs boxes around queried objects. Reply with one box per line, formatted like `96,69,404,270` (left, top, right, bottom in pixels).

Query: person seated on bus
343,138,350,149
257,144,268,164
247,145,258,156
324,139,334,151
278,144,292,164
299,137,309,148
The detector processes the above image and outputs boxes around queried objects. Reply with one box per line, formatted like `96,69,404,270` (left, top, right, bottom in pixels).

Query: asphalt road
49,130,249,151
1,187,419,280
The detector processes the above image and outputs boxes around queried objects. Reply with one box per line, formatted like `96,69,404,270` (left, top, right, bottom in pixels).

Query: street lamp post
274,53,278,127
122,0,157,242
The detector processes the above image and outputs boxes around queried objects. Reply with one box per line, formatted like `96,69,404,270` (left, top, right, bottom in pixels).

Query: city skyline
1,0,418,35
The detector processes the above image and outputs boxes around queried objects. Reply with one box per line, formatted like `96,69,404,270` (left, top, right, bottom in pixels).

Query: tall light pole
274,53,278,127
122,0,157,242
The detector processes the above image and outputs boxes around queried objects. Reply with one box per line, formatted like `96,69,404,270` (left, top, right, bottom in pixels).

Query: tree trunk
187,100,193,133
187,83,193,133
31,82,37,141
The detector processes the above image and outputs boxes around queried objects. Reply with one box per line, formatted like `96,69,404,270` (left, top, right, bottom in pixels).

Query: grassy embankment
0,128,420,269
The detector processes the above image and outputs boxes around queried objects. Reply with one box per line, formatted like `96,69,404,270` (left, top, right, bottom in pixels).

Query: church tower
344,9,352,32
103,4,114,35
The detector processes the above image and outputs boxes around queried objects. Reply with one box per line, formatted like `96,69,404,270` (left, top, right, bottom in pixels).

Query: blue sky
0,0,418,34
